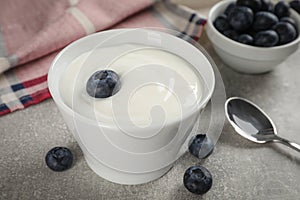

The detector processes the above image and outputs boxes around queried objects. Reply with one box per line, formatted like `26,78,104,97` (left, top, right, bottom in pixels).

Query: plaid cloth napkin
0,0,206,116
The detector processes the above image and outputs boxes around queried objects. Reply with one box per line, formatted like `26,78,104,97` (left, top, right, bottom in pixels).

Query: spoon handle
273,136,300,152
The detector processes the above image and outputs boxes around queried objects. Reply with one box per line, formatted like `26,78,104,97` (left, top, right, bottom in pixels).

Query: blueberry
86,70,120,98
224,3,236,16
260,0,273,12
254,30,279,47
183,166,213,195
223,29,240,41
228,6,254,32
252,11,279,31
237,0,262,12
213,14,231,33
290,0,300,14
274,1,290,18
238,34,254,45
273,22,297,45
280,17,297,30
45,147,73,172
188,134,214,159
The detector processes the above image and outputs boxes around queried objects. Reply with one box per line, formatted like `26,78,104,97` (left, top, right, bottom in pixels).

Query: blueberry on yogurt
86,70,120,98
45,147,73,172
183,166,213,195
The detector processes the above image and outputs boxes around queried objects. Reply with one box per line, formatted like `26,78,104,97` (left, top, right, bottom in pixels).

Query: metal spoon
225,97,300,152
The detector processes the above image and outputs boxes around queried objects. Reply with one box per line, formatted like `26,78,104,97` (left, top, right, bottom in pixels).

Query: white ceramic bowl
48,28,215,184
206,0,300,74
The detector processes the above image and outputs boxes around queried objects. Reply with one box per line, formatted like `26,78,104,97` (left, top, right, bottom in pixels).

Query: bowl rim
48,28,216,129
207,0,300,51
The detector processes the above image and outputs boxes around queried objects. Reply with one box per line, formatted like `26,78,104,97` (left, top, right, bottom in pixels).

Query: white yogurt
59,44,202,127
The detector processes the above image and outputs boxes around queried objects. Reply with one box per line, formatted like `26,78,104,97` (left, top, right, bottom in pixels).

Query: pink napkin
0,0,206,116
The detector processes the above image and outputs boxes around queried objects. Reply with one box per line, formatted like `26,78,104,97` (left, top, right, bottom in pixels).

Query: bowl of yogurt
48,28,215,185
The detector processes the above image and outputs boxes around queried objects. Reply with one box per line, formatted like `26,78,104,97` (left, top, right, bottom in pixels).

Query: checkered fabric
0,0,206,116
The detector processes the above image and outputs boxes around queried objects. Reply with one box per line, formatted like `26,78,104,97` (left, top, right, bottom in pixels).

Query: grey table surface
1,22,300,200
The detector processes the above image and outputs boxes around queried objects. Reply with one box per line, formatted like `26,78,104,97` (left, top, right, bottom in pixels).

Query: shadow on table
220,122,300,164
172,185,206,200
271,143,300,165
68,141,85,168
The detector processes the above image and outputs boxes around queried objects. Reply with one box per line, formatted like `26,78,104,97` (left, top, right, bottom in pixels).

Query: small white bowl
48,28,215,184
206,0,300,74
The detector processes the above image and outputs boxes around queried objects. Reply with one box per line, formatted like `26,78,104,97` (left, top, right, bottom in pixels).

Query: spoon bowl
225,97,300,152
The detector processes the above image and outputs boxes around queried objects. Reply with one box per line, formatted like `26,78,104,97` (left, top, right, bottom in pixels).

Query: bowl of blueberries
206,0,300,74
